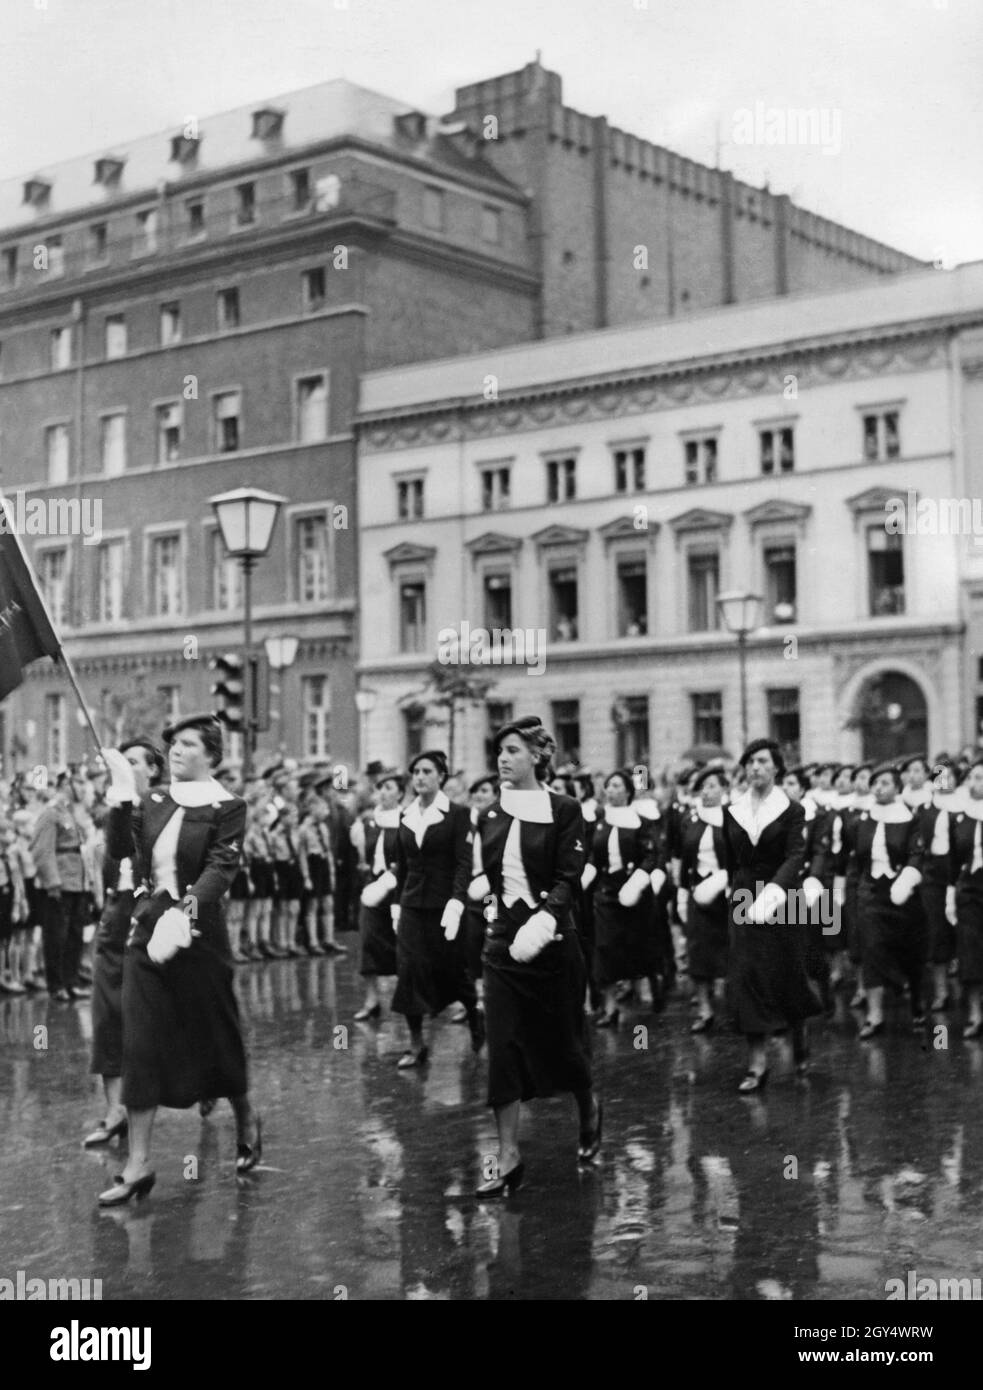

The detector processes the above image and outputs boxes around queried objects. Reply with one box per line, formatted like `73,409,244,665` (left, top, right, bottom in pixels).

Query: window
104,314,127,358
156,402,182,463
549,564,578,641
617,555,648,636
759,426,795,475
290,167,311,211
862,410,901,462
485,700,515,766
302,676,330,759
213,391,241,452
96,540,126,622
396,478,424,520
217,288,240,331
481,465,511,511
100,413,126,476
552,701,581,766
88,222,108,263
158,685,181,724
46,237,65,277
252,108,284,141
134,208,158,255
867,527,905,615
423,187,444,230
404,705,425,762
295,514,331,603
39,549,69,627
46,424,70,483
159,302,181,345
150,534,183,616
684,435,718,485
50,327,71,370
546,456,577,503
764,543,796,623
615,696,649,767
687,550,719,631
302,267,325,311
481,206,501,243
767,688,801,765
2,247,18,287
296,375,328,442
483,572,512,629
235,183,256,227
691,691,723,746
186,198,205,237
209,528,242,611
45,693,66,769
399,579,426,653
614,446,646,494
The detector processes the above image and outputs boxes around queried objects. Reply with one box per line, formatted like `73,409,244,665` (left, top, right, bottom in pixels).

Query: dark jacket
590,812,658,882
394,797,472,910
723,791,807,894
676,809,727,892
474,793,584,923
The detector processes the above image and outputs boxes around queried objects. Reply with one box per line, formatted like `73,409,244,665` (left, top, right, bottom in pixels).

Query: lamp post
209,487,287,781
716,590,763,752
264,635,299,758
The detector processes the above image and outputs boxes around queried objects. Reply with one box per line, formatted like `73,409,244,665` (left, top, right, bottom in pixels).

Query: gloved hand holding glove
468,874,491,902
361,870,397,908
580,864,598,891
147,906,195,964
441,899,464,941
801,876,825,910
649,868,667,897
508,910,556,963
102,748,137,806
693,868,728,907
618,868,650,908
889,865,922,906
747,881,786,925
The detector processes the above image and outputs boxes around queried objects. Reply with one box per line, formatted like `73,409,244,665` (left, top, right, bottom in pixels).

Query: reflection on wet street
3,954,983,1300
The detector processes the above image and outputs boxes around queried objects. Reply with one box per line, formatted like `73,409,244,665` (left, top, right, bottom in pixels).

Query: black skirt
728,890,823,1034
686,890,729,982
462,902,485,981
858,876,926,991
120,896,248,1110
922,882,955,965
956,876,983,984
359,900,398,977
391,905,476,1019
90,891,133,1077
483,901,593,1109
593,875,659,987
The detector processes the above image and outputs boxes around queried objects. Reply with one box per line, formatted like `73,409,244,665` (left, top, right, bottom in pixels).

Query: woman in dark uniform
584,769,662,1027
98,713,261,1206
83,739,165,1148
463,773,499,1009
947,758,983,1037
391,750,483,1067
917,758,959,1013
470,716,599,1197
724,737,820,1091
676,765,729,1033
352,770,404,1021
783,765,834,1017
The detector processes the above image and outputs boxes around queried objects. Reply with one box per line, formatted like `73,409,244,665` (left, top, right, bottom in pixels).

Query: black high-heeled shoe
83,1115,128,1147
578,1097,603,1162
738,1069,769,1094
468,1008,486,1054
98,1170,156,1207
354,1003,381,1021
858,1018,884,1040
690,1014,715,1034
236,1114,263,1173
396,1046,429,1069
475,1160,525,1199
594,1009,620,1029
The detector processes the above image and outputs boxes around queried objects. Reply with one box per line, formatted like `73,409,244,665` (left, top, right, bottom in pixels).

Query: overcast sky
1,0,980,264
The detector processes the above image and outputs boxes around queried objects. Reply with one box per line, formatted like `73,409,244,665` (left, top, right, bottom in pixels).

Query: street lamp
716,590,763,752
209,486,287,781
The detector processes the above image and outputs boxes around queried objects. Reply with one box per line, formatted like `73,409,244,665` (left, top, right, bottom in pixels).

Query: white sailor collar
500,787,554,824
902,785,933,809
695,805,724,828
165,777,234,808
633,797,661,821
601,804,642,830
373,806,401,829
728,787,790,840
956,795,983,823
863,799,912,824
580,797,598,824
403,790,450,823
802,798,816,823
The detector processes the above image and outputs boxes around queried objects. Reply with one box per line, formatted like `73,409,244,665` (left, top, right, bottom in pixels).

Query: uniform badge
151,793,163,803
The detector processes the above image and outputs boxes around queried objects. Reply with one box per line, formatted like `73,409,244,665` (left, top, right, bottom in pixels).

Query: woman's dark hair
469,773,500,797
493,716,557,783
739,737,786,780
549,773,575,797
781,765,806,792
120,738,166,787
870,761,903,791
573,773,595,799
408,749,449,786
692,764,730,794
163,716,224,769
604,768,635,802
376,770,407,794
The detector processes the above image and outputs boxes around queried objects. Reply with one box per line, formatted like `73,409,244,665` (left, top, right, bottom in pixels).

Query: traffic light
210,652,245,732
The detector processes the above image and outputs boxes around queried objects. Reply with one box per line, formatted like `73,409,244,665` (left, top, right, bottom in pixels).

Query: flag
0,508,62,701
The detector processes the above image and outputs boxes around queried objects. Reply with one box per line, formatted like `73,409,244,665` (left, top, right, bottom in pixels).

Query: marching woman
352,770,405,1021
98,712,261,1206
585,769,663,1027
470,716,599,1197
723,738,820,1091
836,763,925,1039
675,765,730,1033
390,750,483,1067
947,758,983,1037
463,774,500,1006
783,765,834,1017
83,739,165,1148
916,758,960,1013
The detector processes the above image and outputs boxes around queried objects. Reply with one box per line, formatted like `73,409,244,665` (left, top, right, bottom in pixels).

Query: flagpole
0,494,105,759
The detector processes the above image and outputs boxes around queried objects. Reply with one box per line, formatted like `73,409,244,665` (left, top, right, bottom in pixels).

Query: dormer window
394,111,427,142
23,178,51,209
94,157,125,187
170,132,200,165
251,107,284,140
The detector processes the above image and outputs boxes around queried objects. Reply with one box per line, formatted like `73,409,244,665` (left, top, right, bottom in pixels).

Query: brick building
0,61,922,772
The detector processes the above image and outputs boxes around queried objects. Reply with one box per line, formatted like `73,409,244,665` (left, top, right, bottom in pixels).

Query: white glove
946,885,958,926
508,910,556,963
676,889,689,925
801,876,825,910
649,868,666,896
147,906,193,964
468,873,491,902
889,865,922,906
693,869,728,907
618,868,650,908
580,863,598,891
832,876,846,908
361,870,397,908
390,904,401,933
748,881,786,925
102,748,137,805
441,899,464,941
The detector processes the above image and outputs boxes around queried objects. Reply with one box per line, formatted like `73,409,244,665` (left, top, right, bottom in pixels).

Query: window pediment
383,541,436,569
531,524,589,551
598,514,659,544
743,499,812,529
465,531,522,555
669,507,733,536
